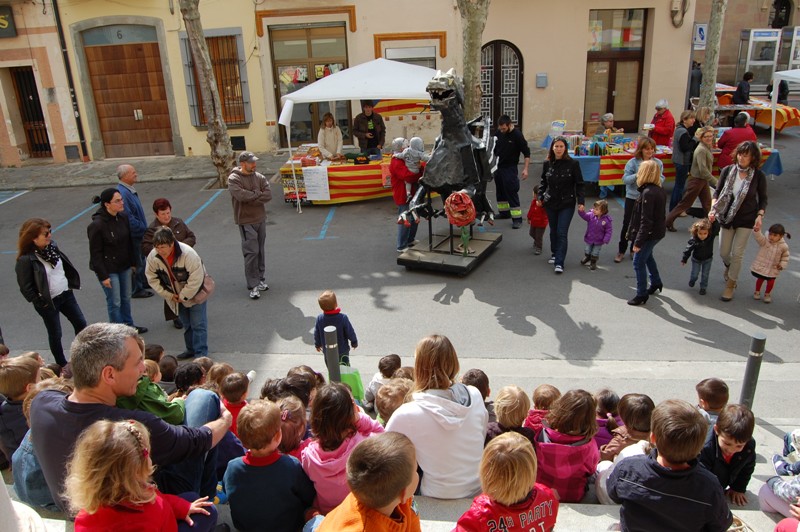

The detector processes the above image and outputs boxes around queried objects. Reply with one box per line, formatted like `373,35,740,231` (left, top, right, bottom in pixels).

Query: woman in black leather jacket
15,218,86,366
538,136,585,274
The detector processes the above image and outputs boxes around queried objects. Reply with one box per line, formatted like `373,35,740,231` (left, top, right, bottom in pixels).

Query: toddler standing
314,290,358,366
64,419,217,531
681,218,720,295
527,186,549,255
578,200,613,270
751,223,791,303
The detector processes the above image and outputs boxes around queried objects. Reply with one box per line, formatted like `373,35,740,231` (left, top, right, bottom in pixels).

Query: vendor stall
280,157,391,205
582,148,782,186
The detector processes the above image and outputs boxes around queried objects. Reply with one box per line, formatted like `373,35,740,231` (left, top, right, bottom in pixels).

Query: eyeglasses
42,230,51,236
109,199,124,204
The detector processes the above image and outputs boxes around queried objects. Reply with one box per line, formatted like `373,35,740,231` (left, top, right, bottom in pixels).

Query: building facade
0,1,698,166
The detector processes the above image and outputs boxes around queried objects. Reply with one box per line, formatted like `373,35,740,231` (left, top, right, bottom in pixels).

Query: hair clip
124,420,149,458
281,410,290,422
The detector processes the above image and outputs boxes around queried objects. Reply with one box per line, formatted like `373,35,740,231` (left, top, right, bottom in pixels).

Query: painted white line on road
0,190,29,205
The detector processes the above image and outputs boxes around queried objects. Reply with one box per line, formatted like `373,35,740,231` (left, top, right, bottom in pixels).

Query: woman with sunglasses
87,188,147,333
15,219,87,366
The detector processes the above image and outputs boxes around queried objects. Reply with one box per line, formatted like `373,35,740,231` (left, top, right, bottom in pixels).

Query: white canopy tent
770,68,800,148
277,58,437,211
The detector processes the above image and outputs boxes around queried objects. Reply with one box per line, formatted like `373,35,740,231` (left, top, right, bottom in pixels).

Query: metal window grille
186,36,246,125
11,67,52,158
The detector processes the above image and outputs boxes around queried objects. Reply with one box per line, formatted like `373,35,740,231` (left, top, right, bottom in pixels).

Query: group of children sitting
1,343,799,532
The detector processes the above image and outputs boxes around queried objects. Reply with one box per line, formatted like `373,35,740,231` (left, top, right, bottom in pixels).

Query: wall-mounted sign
0,6,17,39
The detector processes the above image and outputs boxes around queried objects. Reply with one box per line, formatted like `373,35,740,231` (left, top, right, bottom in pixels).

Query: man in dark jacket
117,164,154,298
492,115,530,229
353,100,385,156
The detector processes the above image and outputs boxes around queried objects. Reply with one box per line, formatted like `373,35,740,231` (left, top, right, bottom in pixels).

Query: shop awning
278,58,436,126
771,69,800,148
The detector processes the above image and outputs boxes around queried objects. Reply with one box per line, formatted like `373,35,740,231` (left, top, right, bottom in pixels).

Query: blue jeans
33,290,86,366
155,388,220,499
101,268,133,325
633,239,662,296
12,431,58,510
132,236,147,294
545,205,575,268
178,301,208,357
397,204,419,250
690,258,712,289
584,243,604,258
670,163,690,211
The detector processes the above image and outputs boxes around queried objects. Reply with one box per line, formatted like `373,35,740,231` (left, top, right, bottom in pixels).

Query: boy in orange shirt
319,432,420,531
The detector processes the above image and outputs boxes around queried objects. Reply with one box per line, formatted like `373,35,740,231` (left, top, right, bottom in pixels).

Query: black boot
627,294,649,306
580,254,591,265
590,258,598,270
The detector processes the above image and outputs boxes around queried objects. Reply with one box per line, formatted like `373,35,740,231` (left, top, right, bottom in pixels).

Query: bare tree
456,0,491,118
179,0,235,187
699,0,727,110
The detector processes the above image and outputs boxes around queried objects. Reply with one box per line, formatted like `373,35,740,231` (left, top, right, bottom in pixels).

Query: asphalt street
0,127,798,422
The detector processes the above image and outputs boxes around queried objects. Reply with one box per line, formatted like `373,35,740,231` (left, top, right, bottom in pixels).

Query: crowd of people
1,330,799,531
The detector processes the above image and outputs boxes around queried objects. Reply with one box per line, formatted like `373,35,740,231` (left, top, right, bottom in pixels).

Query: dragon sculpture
399,68,495,228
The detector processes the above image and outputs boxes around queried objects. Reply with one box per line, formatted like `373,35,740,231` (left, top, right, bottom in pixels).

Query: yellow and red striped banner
281,161,391,204
597,149,775,186
372,99,430,117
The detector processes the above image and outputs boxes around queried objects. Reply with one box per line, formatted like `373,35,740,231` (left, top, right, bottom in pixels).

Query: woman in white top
386,335,488,499
15,218,87,366
317,112,343,159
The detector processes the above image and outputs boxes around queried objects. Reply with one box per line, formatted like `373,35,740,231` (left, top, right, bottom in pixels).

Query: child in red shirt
527,186,549,255
64,419,216,532
221,372,249,438
455,432,559,531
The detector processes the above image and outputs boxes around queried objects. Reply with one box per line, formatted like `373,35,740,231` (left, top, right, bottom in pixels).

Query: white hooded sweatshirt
386,383,487,499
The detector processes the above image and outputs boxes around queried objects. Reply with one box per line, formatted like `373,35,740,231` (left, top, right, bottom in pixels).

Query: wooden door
10,66,51,158
480,40,524,131
585,58,643,133
85,42,173,157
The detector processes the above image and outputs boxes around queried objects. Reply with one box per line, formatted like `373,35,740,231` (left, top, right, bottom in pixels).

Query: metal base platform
397,231,502,275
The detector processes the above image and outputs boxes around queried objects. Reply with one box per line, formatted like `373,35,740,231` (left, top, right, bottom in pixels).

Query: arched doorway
480,40,523,128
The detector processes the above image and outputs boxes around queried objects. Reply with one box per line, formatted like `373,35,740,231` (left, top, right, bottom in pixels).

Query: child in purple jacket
579,199,613,270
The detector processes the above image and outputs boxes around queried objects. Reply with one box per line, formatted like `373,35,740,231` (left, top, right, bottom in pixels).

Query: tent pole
285,129,302,214
771,78,777,151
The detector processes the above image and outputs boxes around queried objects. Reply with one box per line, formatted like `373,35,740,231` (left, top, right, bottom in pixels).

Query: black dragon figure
399,68,496,227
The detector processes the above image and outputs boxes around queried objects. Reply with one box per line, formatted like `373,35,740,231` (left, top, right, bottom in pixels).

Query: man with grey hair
228,152,272,299
117,164,154,299
145,227,208,359
29,322,231,511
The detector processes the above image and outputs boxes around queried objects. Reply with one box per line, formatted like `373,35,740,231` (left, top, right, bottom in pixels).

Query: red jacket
74,489,190,531
454,485,559,532
716,125,757,168
523,408,548,434
649,109,675,146
389,157,422,206
222,398,247,437
535,426,599,503
527,200,548,228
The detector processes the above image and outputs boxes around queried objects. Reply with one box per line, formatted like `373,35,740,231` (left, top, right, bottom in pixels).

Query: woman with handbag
538,136,585,274
15,218,87,366
145,227,210,359
709,141,768,302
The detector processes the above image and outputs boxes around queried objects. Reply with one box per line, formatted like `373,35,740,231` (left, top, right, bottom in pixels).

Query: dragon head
426,68,464,112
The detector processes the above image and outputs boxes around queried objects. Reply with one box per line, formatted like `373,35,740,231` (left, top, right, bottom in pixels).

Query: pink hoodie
301,412,384,513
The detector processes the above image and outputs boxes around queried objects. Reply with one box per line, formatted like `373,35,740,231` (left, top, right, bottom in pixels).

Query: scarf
35,243,60,267
714,164,754,225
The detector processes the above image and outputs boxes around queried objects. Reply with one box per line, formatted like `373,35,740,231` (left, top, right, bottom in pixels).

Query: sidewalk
0,152,289,190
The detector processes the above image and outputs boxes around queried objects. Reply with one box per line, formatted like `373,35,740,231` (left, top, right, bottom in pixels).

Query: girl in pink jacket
535,389,600,502
300,382,384,514
751,223,791,303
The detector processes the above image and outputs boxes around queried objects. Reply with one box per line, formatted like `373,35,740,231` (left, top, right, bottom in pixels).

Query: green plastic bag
338,365,365,403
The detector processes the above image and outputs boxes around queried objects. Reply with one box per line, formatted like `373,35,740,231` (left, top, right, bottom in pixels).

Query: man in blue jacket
117,164,154,298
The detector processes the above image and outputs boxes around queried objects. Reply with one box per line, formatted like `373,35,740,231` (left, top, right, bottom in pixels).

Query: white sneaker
554,265,564,274
257,281,269,291
249,288,260,299
548,256,556,264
